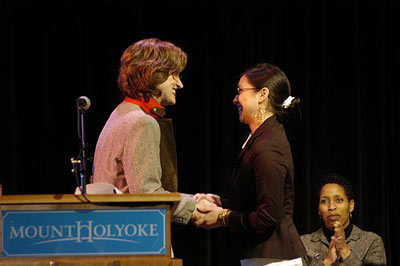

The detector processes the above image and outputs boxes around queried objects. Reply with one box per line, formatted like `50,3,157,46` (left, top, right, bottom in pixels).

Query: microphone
76,96,91,111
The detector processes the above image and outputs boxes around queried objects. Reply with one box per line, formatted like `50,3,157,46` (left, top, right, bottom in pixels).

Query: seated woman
301,173,386,265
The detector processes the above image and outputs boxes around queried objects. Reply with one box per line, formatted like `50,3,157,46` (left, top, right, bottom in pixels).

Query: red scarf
124,96,165,119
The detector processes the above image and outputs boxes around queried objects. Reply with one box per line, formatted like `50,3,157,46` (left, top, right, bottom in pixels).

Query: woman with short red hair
93,38,204,224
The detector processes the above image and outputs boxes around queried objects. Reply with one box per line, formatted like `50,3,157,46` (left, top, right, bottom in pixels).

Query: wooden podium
0,193,183,266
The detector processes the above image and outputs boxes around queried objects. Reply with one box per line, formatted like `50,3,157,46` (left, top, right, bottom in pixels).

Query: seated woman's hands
324,239,337,266
323,221,351,266
332,221,351,259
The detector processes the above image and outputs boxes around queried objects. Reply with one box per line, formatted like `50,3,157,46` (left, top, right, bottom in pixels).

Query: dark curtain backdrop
1,0,399,265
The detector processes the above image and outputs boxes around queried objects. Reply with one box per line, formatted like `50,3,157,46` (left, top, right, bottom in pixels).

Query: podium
0,193,183,266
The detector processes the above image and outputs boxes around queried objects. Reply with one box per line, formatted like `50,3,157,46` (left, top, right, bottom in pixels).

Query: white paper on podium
240,257,303,266
74,182,123,195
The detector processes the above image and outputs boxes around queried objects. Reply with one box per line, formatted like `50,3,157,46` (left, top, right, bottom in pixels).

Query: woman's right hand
193,193,222,207
196,199,222,213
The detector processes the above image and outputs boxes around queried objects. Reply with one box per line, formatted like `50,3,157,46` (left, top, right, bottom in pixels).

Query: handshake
191,193,231,229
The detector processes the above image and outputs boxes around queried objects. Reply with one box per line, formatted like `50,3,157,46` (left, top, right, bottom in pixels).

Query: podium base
0,256,182,266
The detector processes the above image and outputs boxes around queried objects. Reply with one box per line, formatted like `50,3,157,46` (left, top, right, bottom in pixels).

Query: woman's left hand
324,238,337,266
332,221,351,259
193,209,223,229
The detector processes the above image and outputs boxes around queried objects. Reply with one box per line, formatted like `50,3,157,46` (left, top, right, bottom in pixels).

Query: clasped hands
191,193,226,229
323,221,351,265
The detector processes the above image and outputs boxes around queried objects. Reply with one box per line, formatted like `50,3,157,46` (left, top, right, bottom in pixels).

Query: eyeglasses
237,87,258,95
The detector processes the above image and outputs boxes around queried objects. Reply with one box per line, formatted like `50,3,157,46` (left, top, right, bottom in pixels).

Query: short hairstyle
117,38,187,101
241,63,300,121
317,173,354,201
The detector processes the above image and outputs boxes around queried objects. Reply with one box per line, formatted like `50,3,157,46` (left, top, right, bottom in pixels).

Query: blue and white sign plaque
1,209,167,257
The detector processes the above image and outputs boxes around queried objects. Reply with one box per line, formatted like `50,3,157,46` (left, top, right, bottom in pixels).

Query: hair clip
282,96,295,109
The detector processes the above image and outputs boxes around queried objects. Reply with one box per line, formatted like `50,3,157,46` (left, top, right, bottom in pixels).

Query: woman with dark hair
194,63,306,265
92,38,215,224
301,173,386,265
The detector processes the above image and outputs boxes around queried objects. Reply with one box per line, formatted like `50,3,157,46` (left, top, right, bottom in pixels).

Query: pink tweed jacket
93,101,195,224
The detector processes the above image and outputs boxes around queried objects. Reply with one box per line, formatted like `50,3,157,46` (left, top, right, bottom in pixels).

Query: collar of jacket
311,225,362,245
124,96,166,119
238,115,280,160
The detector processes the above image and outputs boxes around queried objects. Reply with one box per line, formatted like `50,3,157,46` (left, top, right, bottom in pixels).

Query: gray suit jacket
301,225,386,265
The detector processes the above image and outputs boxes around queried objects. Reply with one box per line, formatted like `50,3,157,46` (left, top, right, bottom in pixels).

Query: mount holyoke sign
1,209,167,257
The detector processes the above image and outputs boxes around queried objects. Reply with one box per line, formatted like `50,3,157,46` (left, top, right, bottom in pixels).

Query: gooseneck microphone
72,96,92,195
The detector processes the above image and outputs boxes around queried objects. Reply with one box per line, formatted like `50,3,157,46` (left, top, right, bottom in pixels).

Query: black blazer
223,116,306,264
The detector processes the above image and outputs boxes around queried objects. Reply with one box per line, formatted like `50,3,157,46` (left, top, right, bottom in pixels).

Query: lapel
347,225,362,242
157,118,178,192
236,116,278,161
230,116,279,190
311,228,329,246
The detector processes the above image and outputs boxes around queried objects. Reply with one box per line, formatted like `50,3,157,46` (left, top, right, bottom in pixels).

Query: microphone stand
71,96,91,196
78,108,88,194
